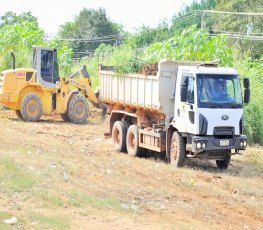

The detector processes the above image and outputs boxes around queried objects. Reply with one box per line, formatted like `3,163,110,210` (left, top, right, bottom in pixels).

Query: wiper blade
207,102,222,108
222,103,242,108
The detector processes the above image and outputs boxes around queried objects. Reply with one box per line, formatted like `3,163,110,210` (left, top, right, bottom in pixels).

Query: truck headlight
240,142,244,147
202,143,206,149
243,140,247,147
197,142,201,149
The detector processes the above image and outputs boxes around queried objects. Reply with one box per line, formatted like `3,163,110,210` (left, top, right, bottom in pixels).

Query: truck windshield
197,74,242,108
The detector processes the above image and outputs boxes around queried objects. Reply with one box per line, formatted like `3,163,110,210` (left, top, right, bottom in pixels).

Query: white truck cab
171,65,249,160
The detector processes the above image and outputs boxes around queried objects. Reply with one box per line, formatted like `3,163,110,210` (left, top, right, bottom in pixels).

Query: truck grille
213,127,234,137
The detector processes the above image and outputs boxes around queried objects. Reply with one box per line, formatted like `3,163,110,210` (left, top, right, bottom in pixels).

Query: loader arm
62,77,99,104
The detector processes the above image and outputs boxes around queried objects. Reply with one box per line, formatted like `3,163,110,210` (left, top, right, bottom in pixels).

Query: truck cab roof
159,60,238,76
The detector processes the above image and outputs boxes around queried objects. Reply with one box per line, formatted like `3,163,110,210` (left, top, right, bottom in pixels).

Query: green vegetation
68,191,128,212
29,213,70,229
0,12,73,76
0,157,36,191
143,25,232,65
1,0,263,144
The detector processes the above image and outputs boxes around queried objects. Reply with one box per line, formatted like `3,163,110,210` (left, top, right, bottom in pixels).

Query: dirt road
0,110,262,229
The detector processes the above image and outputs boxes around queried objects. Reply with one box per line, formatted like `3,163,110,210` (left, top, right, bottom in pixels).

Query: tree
0,11,74,75
123,19,171,50
59,8,122,55
0,11,38,26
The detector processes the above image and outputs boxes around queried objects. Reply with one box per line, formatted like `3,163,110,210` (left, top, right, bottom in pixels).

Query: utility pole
201,11,205,29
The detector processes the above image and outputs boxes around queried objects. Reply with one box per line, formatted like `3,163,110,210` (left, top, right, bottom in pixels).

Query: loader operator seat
40,50,59,84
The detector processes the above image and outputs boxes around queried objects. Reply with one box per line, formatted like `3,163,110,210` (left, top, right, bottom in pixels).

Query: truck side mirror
244,88,250,104
180,77,188,102
243,78,250,104
243,78,250,89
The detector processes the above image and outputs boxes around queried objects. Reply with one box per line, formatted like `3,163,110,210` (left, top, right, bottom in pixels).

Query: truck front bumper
189,135,247,153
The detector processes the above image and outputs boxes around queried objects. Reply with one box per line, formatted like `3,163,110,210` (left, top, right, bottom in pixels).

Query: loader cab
33,46,59,88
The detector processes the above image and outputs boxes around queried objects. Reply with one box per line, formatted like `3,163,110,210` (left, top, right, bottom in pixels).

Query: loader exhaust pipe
11,52,15,70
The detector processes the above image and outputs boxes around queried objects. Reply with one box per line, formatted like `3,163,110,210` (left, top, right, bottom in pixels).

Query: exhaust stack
11,52,15,70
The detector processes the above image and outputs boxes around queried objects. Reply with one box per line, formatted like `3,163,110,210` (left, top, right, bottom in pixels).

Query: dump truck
0,46,101,123
99,60,250,169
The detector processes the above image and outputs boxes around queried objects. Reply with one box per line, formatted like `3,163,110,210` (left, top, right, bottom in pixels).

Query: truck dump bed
99,60,210,116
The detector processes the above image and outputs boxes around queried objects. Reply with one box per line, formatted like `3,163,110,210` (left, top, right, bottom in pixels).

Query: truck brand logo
222,115,229,120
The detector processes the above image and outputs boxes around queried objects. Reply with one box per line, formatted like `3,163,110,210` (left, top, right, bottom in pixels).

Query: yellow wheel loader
0,46,102,123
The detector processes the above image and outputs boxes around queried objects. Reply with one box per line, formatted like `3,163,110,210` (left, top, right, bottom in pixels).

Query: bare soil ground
0,109,262,229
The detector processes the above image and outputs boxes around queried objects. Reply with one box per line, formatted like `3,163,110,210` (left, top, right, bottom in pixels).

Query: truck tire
67,94,89,124
216,151,231,169
60,112,70,122
170,131,186,168
112,121,127,152
15,110,23,119
126,125,143,157
20,93,42,122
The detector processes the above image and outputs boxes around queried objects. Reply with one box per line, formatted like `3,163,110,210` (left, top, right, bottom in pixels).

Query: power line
200,10,263,16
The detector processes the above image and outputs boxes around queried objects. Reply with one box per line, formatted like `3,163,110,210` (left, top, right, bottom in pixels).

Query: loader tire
112,121,127,152
67,94,89,124
15,110,23,119
60,112,70,122
216,151,231,170
126,125,144,157
170,131,186,168
20,93,42,122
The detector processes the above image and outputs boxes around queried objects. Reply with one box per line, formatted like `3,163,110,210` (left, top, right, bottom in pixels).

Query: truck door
184,74,197,134
174,72,197,134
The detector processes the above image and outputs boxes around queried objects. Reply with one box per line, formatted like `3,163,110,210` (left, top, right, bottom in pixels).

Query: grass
68,190,129,212
0,212,14,230
28,213,70,230
0,157,36,191
35,190,65,208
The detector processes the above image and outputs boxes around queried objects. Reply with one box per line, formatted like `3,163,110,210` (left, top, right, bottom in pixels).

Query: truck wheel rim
128,133,135,149
74,102,85,118
26,100,38,117
171,138,178,160
114,129,120,145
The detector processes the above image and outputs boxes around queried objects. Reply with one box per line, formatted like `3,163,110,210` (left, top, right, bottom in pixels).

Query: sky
0,0,195,35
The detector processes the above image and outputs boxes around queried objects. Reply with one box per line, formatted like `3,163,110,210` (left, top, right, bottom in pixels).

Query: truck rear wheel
20,93,42,122
216,151,231,169
126,125,143,157
112,121,127,152
67,94,89,124
170,131,186,168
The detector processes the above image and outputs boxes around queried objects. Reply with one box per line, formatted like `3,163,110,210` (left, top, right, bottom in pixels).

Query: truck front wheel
112,121,127,152
126,125,143,157
216,151,231,170
170,131,186,168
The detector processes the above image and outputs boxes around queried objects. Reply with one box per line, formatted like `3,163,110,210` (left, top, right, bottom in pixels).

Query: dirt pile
139,63,158,76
